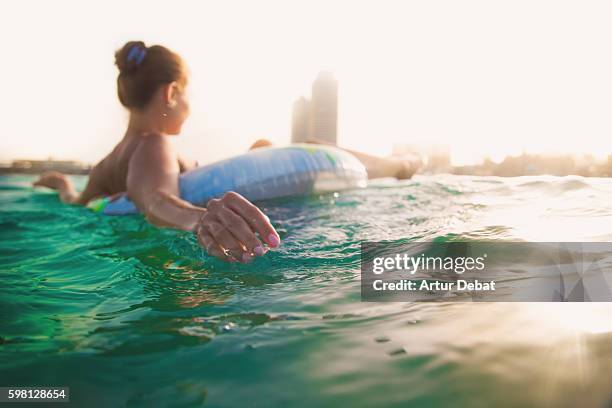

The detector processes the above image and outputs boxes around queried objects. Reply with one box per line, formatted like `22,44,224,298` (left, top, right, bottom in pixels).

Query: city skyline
5,145,612,178
1,1,612,166
291,72,338,145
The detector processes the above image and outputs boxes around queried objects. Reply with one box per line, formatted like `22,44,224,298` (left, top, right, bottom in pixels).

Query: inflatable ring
88,144,368,215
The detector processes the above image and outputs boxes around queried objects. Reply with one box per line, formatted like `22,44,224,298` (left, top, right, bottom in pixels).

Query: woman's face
163,83,190,135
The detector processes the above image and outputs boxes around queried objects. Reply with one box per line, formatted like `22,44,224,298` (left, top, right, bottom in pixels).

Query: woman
34,41,280,263
34,41,419,263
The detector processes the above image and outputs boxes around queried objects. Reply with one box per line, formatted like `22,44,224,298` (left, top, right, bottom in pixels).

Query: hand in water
195,191,280,263
33,171,70,190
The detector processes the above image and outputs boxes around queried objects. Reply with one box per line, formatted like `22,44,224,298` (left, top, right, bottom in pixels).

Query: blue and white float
88,144,368,215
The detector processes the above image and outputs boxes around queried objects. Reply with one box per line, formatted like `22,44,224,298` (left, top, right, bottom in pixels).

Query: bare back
78,133,190,205
78,134,142,201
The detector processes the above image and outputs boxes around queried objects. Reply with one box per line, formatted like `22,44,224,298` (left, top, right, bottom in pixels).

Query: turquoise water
2,174,612,407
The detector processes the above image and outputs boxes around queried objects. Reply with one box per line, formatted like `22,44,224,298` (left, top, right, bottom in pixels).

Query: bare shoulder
91,139,128,174
134,134,173,156
89,152,111,178
130,135,178,171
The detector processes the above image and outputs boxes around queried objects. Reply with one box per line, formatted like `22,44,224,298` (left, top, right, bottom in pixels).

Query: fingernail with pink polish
267,234,280,248
242,252,252,263
254,245,265,256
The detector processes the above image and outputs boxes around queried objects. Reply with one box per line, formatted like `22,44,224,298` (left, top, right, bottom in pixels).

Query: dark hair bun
115,41,147,74
114,41,186,109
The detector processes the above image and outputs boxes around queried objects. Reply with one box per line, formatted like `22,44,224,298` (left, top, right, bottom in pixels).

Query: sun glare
1,1,612,165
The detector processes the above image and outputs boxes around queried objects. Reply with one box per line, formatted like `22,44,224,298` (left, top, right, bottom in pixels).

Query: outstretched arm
33,168,105,205
127,135,280,262
305,138,422,180
126,135,204,231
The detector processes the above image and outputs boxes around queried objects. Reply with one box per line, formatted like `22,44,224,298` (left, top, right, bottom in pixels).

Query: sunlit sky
1,0,611,165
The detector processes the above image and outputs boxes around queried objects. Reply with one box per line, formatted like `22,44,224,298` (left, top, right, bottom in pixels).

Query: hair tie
127,44,147,66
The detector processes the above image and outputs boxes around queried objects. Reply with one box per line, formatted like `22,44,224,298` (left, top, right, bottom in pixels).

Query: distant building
1,159,91,175
291,97,310,143
426,145,451,172
451,153,612,177
310,72,338,144
291,71,338,145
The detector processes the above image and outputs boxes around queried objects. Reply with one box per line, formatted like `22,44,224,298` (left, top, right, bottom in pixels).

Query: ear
163,81,179,107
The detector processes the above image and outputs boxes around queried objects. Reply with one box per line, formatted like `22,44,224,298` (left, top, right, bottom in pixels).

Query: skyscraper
291,97,310,143
309,71,338,145
290,72,338,145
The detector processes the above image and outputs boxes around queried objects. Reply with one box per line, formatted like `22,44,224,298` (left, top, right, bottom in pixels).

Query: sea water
2,174,612,407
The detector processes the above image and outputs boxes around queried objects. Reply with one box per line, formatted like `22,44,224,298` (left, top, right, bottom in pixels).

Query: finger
223,192,280,247
216,206,265,255
206,197,225,213
196,226,233,261
203,219,248,261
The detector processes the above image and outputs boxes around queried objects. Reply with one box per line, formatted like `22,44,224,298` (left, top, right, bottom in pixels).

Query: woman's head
115,41,189,135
